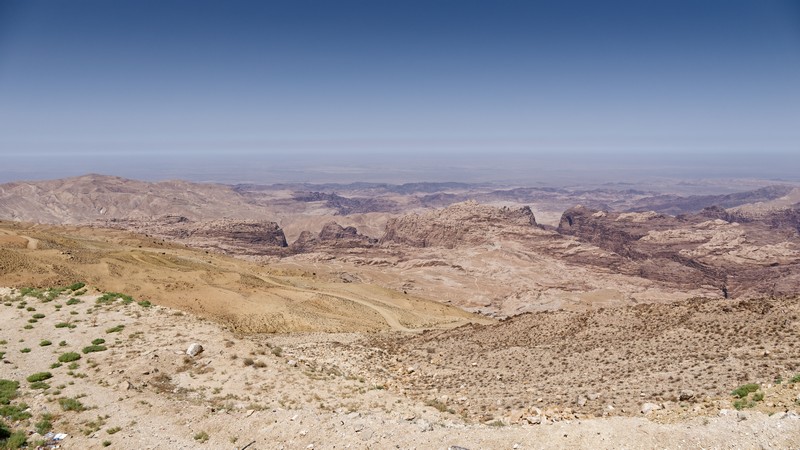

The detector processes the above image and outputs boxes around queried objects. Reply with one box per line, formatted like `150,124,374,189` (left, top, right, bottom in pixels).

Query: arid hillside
0,220,481,333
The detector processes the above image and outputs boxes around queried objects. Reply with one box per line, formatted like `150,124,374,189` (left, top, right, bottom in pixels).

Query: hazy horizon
1,1,798,185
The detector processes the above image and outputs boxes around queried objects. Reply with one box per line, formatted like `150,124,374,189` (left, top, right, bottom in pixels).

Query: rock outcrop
557,205,800,298
191,220,288,249
290,222,377,252
381,201,540,248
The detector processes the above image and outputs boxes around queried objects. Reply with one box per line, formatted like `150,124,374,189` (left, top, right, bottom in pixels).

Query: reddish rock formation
380,201,540,248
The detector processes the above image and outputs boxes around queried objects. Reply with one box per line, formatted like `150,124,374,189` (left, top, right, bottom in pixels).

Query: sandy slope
0,221,481,333
1,287,798,449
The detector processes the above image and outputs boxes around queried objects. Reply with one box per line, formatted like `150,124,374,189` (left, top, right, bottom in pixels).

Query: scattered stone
524,416,542,425
407,366,416,374
186,343,204,357
771,412,787,420
641,403,661,415
576,396,587,407
416,419,432,432
449,447,470,450
679,390,694,401
287,360,297,367
119,380,133,391
587,393,601,401
358,428,374,441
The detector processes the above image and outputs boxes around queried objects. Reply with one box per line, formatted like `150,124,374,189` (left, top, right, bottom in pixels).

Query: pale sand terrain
1,287,799,449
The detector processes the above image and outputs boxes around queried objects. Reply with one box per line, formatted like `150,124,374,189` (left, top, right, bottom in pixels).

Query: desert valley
0,174,799,449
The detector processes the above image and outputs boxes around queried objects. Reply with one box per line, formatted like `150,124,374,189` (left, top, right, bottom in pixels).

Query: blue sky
0,0,798,182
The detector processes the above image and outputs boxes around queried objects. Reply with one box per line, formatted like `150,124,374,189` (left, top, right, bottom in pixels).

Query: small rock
718,409,730,416
449,447,470,450
641,403,661,415
186,343,204,357
119,380,133,391
407,366,416,374
524,416,541,425
771,412,787,420
587,393,601,401
737,412,747,422
290,414,299,421
359,428,374,441
787,411,800,420
576,396,587,407
245,409,255,417
679,390,694,401
299,430,308,436
402,413,416,421
513,444,521,449
287,360,297,367
416,419,432,432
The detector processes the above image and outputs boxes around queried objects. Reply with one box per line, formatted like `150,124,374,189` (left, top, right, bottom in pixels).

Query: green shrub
138,300,152,308
68,282,86,291
39,340,52,347
106,426,121,435
19,348,30,354
31,314,45,319
34,414,53,434
0,428,27,448
0,380,19,405
0,404,31,421
106,325,124,334
65,298,81,306
733,399,755,410
26,372,52,383
753,391,764,402
193,431,209,443
82,345,107,354
29,381,49,390
58,352,81,363
731,383,760,398
55,322,75,329
58,341,67,347
791,374,800,383
58,397,86,412
91,338,106,345
96,293,134,305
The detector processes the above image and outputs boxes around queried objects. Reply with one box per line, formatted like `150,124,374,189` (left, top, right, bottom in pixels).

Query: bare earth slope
1,288,798,449
0,220,480,333
357,296,800,425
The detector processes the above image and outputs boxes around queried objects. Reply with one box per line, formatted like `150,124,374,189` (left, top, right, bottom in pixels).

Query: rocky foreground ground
1,286,799,449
